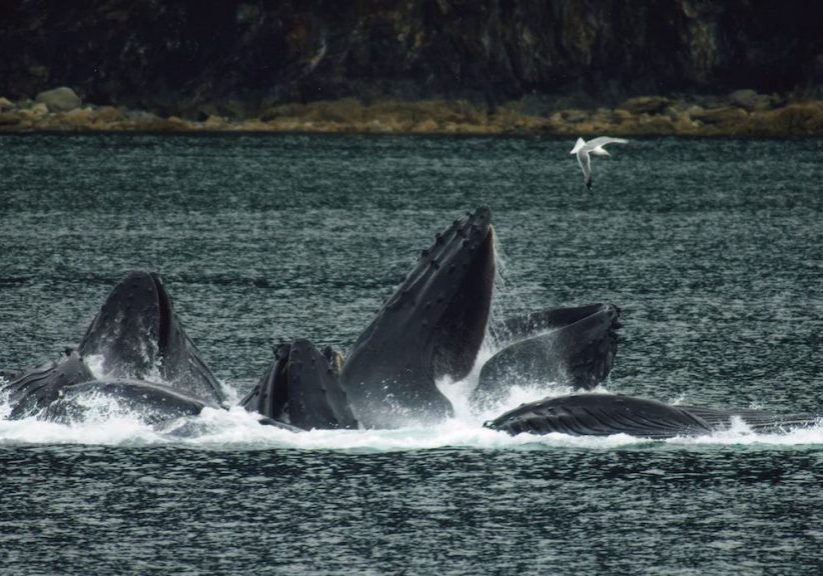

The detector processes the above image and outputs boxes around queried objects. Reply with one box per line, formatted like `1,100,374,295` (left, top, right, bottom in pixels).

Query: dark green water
1,134,822,575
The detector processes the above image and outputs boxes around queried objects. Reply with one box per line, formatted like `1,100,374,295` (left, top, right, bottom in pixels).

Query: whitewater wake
2,373,822,450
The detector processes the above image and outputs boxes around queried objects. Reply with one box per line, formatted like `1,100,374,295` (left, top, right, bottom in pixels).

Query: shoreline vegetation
1,87,822,137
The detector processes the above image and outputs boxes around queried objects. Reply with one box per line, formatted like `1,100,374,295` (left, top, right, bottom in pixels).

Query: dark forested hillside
2,0,822,117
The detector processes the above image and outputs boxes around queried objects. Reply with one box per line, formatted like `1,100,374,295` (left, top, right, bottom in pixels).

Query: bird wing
570,137,586,154
582,137,629,151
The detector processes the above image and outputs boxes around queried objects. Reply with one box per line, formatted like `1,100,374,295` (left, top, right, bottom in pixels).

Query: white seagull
570,136,629,190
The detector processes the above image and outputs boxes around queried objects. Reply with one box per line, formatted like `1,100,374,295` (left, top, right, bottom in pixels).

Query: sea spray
3,356,823,450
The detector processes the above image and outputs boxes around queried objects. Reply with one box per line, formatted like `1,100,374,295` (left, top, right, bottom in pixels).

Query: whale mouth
78,271,175,380
242,339,356,430
339,206,497,428
431,223,496,381
497,303,621,346
382,206,496,382
153,274,174,354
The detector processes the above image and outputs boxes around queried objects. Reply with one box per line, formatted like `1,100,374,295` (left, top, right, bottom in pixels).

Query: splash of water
487,234,530,347
0,376,10,421
2,371,821,449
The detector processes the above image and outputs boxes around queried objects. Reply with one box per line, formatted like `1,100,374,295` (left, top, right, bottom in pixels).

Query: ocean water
1,133,822,575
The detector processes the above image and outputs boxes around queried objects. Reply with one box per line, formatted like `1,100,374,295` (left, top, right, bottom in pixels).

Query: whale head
78,271,224,404
341,206,496,428
241,339,357,430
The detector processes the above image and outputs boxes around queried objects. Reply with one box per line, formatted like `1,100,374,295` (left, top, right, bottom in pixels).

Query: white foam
0,376,10,421
3,376,822,450
0,414,165,446
669,415,823,447
84,353,107,379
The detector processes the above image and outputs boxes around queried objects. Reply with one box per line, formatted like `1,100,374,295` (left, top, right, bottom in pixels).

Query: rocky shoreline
1,87,821,137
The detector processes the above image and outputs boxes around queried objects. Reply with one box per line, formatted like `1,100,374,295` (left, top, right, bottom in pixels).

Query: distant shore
2,88,822,137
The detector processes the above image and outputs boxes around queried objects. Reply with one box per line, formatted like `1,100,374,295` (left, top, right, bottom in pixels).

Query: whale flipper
472,304,620,411
242,339,357,430
340,207,496,428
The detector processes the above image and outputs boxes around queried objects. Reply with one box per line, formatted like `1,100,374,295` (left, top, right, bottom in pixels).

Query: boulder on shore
35,87,82,112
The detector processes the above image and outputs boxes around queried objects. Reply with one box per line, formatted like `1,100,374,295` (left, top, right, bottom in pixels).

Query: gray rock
728,89,771,111
35,87,82,112
559,108,590,123
28,102,49,116
690,106,748,125
125,109,160,121
0,111,23,126
618,96,672,115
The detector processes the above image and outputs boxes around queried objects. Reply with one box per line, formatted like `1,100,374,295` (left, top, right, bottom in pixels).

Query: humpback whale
240,339,357,430
484,393,821,439
339,206,496,428
77,271,225,404
471,304,621,411
2,271,226,424
1,208,635,432
11,206,807,441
